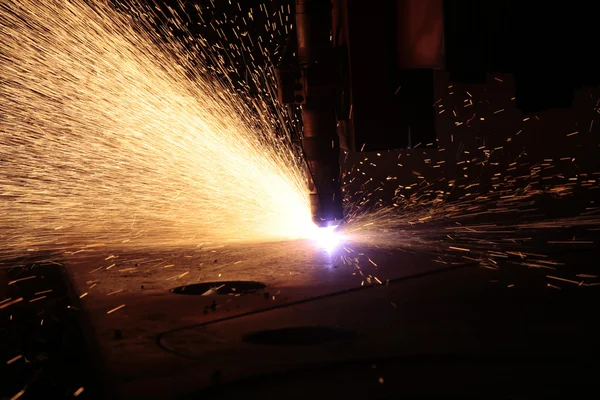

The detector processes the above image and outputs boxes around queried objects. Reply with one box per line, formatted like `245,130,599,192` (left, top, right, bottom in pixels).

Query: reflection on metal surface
170,281,267,296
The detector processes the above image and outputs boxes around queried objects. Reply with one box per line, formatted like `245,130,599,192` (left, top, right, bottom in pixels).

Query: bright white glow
311,225,341,252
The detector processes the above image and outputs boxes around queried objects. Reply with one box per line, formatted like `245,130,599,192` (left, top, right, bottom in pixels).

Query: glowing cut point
312,225,341,252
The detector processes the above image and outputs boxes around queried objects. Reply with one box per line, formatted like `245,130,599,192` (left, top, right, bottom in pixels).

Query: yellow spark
10,389,26,400
8,276,36,285
0,298,24,310
449,246,470,252
29,295,46,303
6,354,22,365
107,304,126,314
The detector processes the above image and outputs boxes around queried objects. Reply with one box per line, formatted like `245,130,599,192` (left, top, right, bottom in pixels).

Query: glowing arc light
311,225,342,252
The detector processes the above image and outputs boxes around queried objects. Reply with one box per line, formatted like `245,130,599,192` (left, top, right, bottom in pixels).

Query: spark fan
0,0,312,256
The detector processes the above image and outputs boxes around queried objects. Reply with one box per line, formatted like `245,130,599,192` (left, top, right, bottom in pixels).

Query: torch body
295,0,343,227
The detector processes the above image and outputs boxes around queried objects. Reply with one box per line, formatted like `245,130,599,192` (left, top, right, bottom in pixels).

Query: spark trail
336,87,600,287
0,0,313,257
2,0,599,284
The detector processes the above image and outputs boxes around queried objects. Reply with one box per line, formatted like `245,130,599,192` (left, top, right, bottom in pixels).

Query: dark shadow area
183,354,600,400
242,325,357,346
0,256,104,399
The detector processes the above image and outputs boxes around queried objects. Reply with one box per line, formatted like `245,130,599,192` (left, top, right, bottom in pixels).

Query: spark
6,355,22,365
29,295,47,303
107,304,126,314
10,389,26,400
0,298,24,310
0,0,311,258
8,276,36,285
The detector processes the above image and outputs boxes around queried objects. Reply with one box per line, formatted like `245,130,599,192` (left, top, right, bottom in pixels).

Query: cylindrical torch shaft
295,0,343,226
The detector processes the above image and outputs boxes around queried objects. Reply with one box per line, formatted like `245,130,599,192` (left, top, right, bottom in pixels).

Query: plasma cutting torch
276,0,344,228
276,0,598,227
